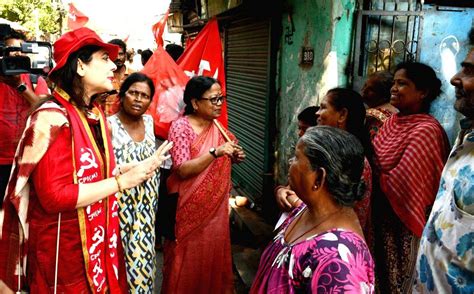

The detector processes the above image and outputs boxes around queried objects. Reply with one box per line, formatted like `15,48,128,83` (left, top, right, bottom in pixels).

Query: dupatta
373,113,449,237
54,89,124,293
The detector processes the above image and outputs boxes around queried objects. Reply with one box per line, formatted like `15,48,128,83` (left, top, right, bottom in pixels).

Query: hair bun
352,180,366,202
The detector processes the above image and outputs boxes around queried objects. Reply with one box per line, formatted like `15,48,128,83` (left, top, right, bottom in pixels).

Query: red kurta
27,126,89,292
0,97,128,293
0,74,49,164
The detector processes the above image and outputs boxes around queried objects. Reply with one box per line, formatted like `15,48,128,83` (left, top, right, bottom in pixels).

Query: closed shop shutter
225,17,271,202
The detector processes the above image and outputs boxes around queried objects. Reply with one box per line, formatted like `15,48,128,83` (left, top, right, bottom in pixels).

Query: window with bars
352,0,424,90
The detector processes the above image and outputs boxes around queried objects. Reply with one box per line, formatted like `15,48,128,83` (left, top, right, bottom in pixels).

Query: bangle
115,174,124,193
118,165,122,175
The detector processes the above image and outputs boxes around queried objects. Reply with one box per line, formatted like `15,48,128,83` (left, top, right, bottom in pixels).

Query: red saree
162,117,234,293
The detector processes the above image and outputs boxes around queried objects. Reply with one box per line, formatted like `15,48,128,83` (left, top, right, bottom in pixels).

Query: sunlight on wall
315,51,339,103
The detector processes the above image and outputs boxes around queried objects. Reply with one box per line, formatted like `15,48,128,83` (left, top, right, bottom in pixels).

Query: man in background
102,38,134,115
414,28,474,293
165,44,184,62
141,49,153,66
0,30,49,202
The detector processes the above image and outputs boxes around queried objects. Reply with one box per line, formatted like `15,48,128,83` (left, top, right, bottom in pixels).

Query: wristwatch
17,83,27,93
209,147,218,158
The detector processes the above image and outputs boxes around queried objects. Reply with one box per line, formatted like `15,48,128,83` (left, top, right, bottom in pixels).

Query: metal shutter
225,17,271,201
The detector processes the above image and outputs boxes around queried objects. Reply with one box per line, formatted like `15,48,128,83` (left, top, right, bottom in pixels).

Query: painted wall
275,0,356,183
421,5,474,144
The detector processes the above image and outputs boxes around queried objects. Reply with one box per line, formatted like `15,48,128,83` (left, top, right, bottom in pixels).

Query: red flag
67,3,89,31
123,34,130,44
141,46,189,139
177,18,228,128
152,10,169,47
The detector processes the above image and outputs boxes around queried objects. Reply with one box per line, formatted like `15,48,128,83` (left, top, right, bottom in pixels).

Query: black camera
0,23,53,76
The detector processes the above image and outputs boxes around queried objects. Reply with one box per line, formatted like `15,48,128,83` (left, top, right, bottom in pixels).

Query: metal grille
353,0,424,89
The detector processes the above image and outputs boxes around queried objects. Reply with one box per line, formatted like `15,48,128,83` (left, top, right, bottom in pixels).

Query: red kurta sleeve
34,76,49,96
31,125,79,214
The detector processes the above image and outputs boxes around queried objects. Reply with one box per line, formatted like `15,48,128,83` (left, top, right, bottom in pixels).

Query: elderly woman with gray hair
251,126,375,293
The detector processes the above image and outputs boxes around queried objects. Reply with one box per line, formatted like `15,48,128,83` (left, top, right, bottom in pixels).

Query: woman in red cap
0,27,172,293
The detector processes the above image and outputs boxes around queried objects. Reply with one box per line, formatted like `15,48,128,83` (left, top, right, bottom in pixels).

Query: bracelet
118,165,122,175
115,174,124,193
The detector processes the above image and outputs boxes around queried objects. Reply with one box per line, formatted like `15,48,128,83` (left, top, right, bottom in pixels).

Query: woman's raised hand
275,186,299,212
216,142,242,158
154,140,174,166
216,142,235,157
120,140,173,189
231,146,245,164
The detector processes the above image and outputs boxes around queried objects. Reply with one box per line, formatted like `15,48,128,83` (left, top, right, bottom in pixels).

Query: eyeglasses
126,90,150,100
199,95,226,105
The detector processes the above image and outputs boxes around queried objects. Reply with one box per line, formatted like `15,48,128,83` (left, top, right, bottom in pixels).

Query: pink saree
162,117,234,293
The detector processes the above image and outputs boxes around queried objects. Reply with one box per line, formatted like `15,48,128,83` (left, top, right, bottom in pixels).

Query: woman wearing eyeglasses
162,76,245,293
0,28,172,293
107,72,160,292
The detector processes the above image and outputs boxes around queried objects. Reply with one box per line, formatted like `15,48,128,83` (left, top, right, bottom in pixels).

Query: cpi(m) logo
77,147,98,177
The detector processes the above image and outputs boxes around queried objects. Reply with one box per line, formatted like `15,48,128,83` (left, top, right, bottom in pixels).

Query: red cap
49,27,119,76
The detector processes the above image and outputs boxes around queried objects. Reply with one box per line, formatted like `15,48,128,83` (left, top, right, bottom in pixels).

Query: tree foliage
0,0,63,36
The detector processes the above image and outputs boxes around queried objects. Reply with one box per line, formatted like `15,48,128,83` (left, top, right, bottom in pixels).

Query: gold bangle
115,174,124,193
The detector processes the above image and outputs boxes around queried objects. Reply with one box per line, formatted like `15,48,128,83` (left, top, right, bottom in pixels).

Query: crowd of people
0,23,472,294
267,35,473,293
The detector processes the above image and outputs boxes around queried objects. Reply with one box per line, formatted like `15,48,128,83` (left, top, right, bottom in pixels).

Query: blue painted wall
421,5,474,144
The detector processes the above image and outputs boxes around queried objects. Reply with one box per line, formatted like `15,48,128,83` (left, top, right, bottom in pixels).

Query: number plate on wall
301,47,314,65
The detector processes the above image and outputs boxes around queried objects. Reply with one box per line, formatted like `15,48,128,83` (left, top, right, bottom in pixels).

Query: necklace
285,207,342,245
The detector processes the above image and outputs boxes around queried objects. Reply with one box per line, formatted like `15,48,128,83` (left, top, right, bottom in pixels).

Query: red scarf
0,89,126,293
54,89,124,293
373,114,449,237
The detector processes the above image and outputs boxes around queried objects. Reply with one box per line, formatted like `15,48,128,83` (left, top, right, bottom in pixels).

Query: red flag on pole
152,10,169,47
177,18,228,128
141,46,189,139
67,3,89,31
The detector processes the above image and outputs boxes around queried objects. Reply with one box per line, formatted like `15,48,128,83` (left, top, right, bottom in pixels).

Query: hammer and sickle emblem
77,147,98,177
